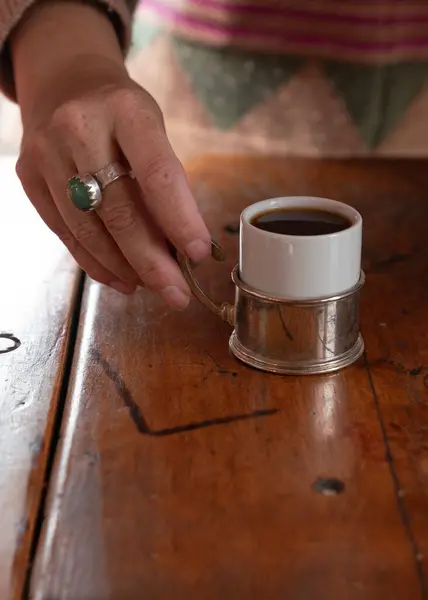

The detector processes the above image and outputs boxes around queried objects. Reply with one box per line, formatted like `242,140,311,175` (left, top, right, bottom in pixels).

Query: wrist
11,1,126,120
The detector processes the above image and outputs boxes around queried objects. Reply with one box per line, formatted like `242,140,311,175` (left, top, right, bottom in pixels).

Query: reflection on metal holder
178,240,365,376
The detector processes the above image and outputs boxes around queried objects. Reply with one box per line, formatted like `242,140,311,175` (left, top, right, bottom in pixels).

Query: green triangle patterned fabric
324,62,428,148
130,18,161,55
172,37,303,130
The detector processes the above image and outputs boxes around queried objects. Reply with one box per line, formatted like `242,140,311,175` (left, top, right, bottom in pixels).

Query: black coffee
251,207,351,236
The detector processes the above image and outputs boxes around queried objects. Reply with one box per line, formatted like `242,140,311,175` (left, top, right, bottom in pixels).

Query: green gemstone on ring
67,176,93,211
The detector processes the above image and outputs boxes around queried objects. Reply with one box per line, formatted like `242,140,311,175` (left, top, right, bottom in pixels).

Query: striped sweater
140,0,428,63
2,0,428,155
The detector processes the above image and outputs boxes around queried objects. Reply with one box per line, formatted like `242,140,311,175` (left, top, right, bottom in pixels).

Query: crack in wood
92,348,279,436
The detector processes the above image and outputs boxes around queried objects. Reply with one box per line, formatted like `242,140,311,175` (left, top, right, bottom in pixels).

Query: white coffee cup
240,196,362,300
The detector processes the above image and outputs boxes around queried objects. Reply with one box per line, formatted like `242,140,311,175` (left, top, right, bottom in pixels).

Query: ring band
67,161,130,212
94,162,129,190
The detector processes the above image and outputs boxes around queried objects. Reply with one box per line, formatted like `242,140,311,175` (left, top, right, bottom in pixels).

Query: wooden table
3,156,428,599
0,157,80,600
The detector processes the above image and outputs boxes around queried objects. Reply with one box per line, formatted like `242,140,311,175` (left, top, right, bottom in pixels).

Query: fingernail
185,239,210,263
161,286,190,310
110,280,136,295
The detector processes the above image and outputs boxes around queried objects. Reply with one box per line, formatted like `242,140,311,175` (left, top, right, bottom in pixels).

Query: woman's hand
12,1,211,308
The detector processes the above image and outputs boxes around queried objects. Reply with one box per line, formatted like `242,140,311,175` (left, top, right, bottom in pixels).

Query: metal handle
178,240,236,326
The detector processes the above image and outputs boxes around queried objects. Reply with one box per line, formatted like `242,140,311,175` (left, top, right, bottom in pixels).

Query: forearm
11,1,128,121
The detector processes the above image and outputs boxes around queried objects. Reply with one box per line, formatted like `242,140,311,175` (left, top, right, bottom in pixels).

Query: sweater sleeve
0,0,138,100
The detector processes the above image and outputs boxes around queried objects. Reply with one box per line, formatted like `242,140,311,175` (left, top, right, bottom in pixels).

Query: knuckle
72,220,97,244
15,156,29,183
112,87,158,116
112,88,164,130
50,100,87,136
136,105,163,130
16,154,42,200
21,133,50,165
177,218,198,241
103,202,138,234
143,155,182,194
55,228,76,250
138,261,169,290
109,87,139,112
85,270,111,287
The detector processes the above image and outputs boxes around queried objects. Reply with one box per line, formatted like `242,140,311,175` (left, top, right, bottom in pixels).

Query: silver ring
94,161,129,190
67,161,131,212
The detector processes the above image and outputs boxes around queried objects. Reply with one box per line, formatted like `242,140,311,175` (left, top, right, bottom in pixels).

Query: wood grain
0,157,80,600
31,157,428,600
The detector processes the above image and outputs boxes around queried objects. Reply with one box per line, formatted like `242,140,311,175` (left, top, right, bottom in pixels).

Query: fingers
16,163,133,294
66,133,192,309
40,150,140,289
114,96,211,263
96,176,193,309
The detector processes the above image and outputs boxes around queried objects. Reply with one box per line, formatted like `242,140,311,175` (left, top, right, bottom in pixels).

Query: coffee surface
251,207,351,236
